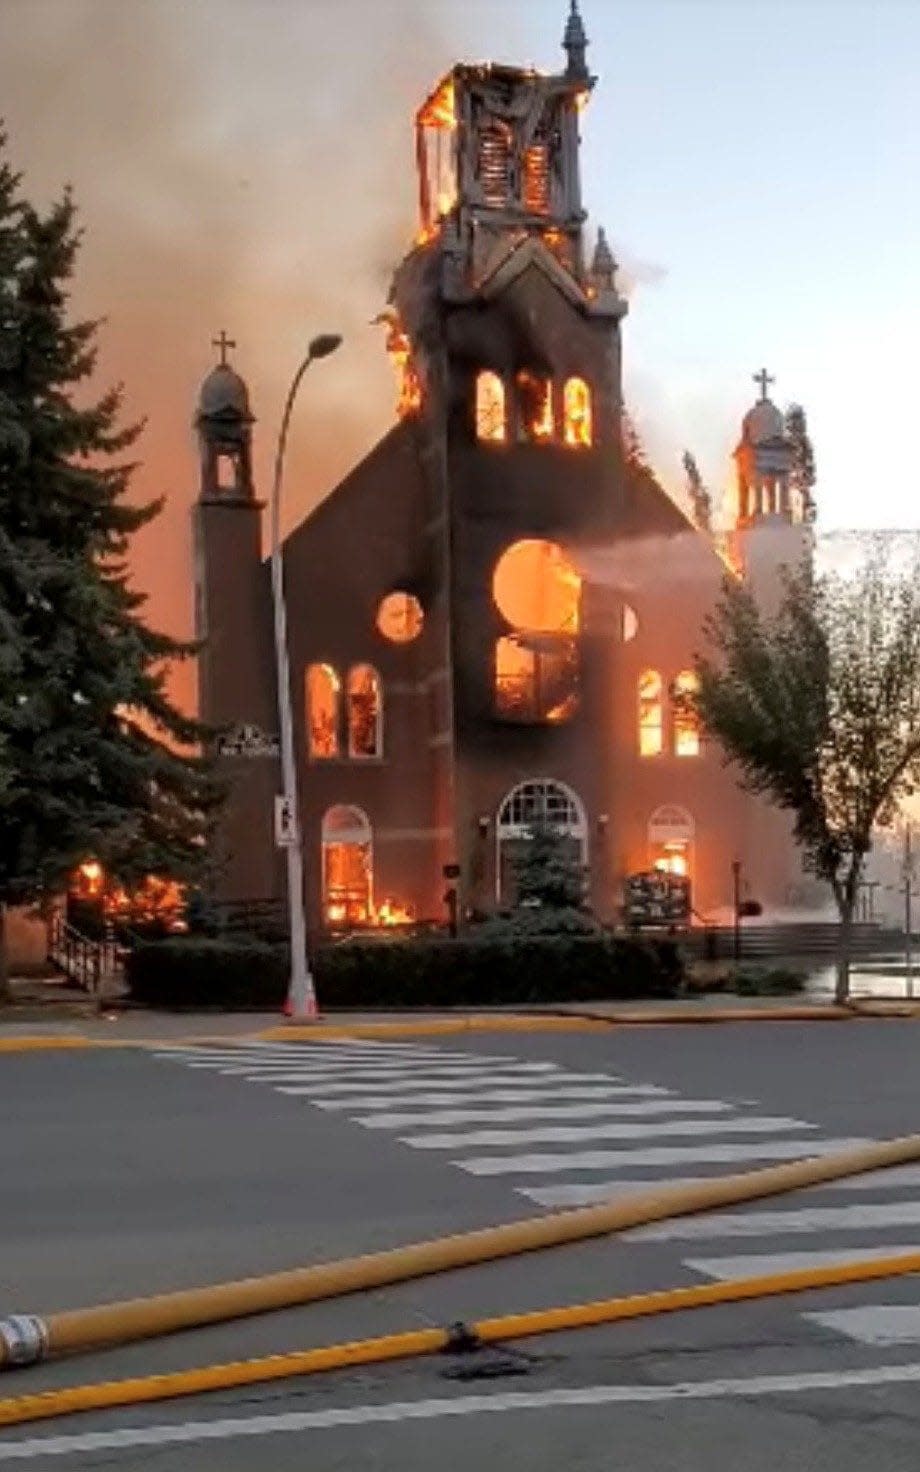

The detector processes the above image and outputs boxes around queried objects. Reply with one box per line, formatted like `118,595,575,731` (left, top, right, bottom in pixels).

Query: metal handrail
48,914,121,995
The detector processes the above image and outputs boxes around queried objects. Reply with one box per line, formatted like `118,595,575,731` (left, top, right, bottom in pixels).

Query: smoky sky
0,0,542,710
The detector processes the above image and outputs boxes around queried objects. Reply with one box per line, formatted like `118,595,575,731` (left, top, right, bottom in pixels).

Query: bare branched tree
695,542,920,1001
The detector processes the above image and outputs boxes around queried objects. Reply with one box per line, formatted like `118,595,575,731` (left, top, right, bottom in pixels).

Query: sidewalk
2,975,919,1049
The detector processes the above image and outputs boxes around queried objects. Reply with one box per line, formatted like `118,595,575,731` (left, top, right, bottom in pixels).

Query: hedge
124,932,683,1010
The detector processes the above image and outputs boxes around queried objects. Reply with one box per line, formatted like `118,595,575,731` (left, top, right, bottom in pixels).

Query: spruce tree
785,403,817,522
0,131,219,990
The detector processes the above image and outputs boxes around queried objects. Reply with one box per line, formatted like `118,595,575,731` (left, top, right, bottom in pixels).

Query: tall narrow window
478,121,513,207
563,377,592,447
306,663,340,759
475,371,506,443
522,141,550,214
322,805,372,925
638,669,663,757
673,670,701,757
347,665,382,758
516,371,554,442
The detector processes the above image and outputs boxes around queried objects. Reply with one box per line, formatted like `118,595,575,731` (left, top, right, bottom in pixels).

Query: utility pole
904,825,914,1001
731,858,742,965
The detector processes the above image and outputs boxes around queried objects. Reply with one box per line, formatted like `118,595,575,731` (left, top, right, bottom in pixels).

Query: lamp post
271,332,342,1019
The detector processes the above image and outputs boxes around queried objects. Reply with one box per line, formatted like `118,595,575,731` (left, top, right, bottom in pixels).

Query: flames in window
563,377,592,447
516,371,554,442
307,663,340,759
493,540,581,724
479,121,513,207
476,371,506,443
672,670,701,757
523,141,550,215
347,665,382,759
638,669,663,757
374,310,422,420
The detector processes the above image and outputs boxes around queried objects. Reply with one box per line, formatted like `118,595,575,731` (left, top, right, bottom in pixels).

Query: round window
376,591,424,643
493,539,581,633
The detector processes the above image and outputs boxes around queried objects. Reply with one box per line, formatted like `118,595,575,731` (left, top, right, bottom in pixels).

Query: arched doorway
321,805,373,925
648,804,695,878
495,779,588,903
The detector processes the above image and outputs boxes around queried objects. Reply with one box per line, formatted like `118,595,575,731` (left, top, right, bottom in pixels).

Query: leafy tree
695,544,920,1002
682,449,712,532
784,403,816,523
0,130,220,994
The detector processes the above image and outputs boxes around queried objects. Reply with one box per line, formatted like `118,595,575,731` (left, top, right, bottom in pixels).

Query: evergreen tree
0,131,219,991
785,403,817,522
682,449,712,532
511,820,587,910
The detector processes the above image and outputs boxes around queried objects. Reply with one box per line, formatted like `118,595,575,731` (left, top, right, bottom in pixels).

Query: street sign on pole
274,795,296,848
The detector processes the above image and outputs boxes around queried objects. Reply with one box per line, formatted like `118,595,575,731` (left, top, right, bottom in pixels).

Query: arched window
638,670,663,756
475,371,506,443
672,670,700,757
516,371,554,442
321,805,372,925
306,663,340,759
563,377,592,447
347,665,382,758
496,779,588,903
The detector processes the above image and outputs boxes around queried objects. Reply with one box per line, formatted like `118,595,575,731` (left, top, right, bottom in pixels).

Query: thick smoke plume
0,0,533,710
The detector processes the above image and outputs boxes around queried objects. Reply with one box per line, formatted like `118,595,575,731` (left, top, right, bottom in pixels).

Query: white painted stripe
627,1198,920,1242
406,1116,811,1151
357,1099,734,1130
516,1168,920,1208
458,1137,870,1177
313,1085,672,1111
5,1364,920,1460
688,1246,920,1280
204,1061,563,1082
804,1305,920,1345
277,1071,621,1098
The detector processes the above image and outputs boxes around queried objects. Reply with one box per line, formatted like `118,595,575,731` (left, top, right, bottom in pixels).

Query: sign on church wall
217,723,280,759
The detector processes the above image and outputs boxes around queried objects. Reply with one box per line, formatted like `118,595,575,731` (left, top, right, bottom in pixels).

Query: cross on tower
753,367,774,402
212,330,236,367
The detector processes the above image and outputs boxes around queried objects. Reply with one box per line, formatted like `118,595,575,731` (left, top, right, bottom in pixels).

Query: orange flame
418,76,457,131
374,311,422,420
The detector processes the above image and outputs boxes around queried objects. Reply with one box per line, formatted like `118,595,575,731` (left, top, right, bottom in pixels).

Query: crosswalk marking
152,1039,920,1358
626,1199,920,1242
685,1245,920,1280
407,1116,811,1151
275,1071,624,1097
459,1137,866,1177
515,1167,920,1209
354,1099,734,1130
803,1305,920,1345
312,1085,673,1111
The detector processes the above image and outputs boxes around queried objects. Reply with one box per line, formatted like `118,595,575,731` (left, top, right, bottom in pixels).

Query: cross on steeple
212,330,236,367
753,367,775,402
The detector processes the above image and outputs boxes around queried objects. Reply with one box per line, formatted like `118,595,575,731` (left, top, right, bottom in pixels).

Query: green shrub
125,938,288,1009
125,932,683,1010
732,966,807,997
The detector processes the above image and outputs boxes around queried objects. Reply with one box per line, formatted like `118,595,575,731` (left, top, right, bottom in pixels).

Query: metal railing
48,913,122,996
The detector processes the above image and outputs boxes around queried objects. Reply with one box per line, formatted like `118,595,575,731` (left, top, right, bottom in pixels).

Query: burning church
193,3,812,932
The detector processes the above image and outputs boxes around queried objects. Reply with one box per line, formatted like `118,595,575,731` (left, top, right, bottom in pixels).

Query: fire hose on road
3,1134,920,1374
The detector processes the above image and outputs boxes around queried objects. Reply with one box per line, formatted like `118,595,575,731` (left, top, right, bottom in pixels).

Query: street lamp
271,332,343,1019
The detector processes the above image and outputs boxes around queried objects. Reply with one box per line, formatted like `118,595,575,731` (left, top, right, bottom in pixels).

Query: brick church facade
192,4,811,935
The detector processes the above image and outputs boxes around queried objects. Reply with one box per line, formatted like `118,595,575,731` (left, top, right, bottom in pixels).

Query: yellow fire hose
3,1133,920,1371
3,1247,920,1432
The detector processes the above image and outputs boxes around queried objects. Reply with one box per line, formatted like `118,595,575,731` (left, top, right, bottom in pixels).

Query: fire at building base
193,4,811,936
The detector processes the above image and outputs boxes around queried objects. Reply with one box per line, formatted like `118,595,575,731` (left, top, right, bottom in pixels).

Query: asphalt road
2,1021,920,1468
